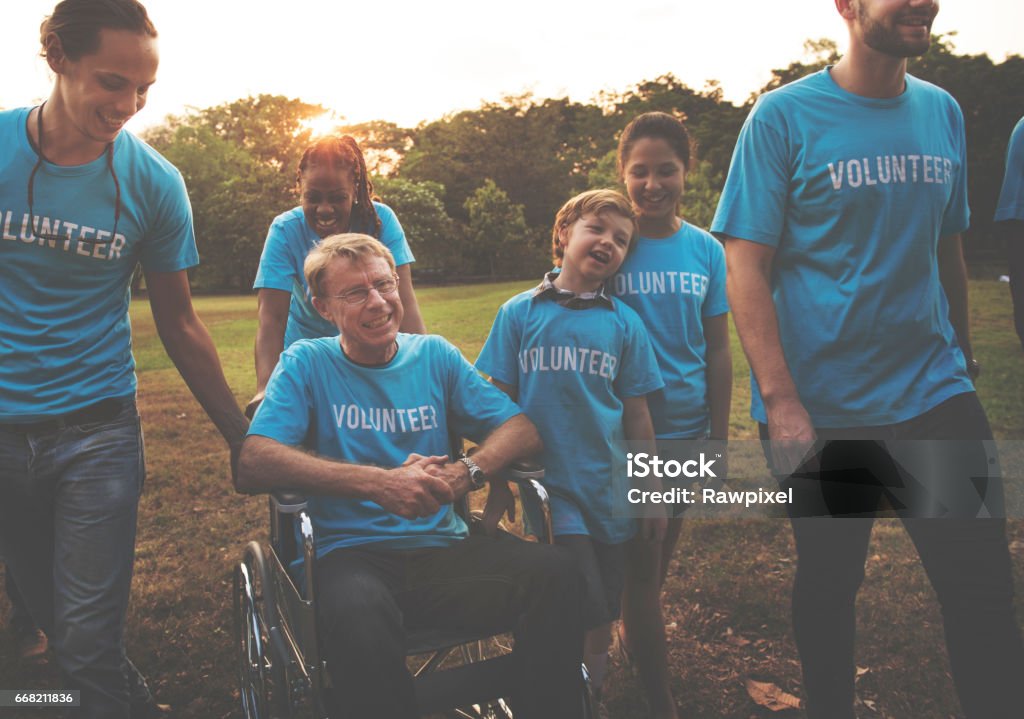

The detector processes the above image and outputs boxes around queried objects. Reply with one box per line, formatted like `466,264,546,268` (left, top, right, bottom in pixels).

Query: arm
145,269,249,469
724,238,815,470
237,435,454,519
396,264,427,334
429,413,542,499
703,313,733,441
489,377,518,402
479,377,521,532
936,233,976,371
1001,220,1024,349
248,288,290,417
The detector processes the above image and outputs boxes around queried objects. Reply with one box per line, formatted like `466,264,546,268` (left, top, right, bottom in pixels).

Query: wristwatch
458,454,487,491
966,358,981,380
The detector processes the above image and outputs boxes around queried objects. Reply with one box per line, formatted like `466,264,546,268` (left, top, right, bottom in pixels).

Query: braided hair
296,136,380,237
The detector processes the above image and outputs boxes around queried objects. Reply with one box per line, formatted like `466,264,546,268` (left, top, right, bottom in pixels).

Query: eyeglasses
26,102,121,246
326,274,400,305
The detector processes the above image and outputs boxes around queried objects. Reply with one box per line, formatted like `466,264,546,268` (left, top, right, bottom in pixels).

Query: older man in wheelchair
236,233,586,718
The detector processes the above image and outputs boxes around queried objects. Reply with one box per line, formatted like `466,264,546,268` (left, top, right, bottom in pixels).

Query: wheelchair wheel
235,541,288,718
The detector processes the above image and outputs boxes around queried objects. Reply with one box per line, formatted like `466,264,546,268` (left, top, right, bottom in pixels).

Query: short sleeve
702,235,729,317
613,311,664,399
442,340,520,443
376,203,415,266
710,96,791,247
995,118,1024,222
248,345,314,446
939,102,970,237
475,301,523,388
253,215,298,291
138,169,199,272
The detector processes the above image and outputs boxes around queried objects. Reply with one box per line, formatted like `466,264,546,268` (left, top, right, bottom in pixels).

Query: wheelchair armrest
268,491,317,601
270,490,308,514
495,459,553,544
502,458,544,483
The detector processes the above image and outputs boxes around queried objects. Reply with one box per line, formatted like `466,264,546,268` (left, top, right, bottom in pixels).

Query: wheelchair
233,460,596,718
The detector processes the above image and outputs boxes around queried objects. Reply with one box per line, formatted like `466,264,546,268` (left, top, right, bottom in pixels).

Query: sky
4,0,1023,133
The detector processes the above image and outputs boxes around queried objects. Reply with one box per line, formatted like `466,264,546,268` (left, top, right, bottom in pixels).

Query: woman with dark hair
0,2,247,716
613,112,732,719
248,135,426,416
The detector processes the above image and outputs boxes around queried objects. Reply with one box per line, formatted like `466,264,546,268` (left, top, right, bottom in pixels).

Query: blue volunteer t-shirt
248,333,520,559
710,70,973,427
253,202,414,347
0,107,198,421
476,292,663,543
611,223,728,438
995,117,1024,222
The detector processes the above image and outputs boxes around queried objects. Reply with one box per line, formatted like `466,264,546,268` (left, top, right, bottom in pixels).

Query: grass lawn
1,279,1022,718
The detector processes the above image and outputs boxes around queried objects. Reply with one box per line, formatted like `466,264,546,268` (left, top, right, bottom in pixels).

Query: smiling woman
246,134,427,416
0,2,249,718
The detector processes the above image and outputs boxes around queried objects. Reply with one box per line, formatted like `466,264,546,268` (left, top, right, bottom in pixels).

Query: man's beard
856,3,934,58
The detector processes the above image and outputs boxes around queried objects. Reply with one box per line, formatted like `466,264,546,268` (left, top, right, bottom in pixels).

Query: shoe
13,625,48,663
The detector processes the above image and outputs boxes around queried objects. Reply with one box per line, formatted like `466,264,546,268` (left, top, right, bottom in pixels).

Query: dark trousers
762,393,1024,719
316,534,585,718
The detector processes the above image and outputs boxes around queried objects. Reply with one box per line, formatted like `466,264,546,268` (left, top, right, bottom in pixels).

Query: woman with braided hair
248,135,426,416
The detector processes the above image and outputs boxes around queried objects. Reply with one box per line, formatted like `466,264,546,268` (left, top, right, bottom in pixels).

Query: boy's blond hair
304,233,396,298
551,189,638,267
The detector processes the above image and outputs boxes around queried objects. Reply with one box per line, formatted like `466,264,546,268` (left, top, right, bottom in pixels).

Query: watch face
461,456,486,488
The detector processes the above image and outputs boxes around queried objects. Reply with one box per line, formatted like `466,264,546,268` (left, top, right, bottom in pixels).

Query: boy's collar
532,271,613,309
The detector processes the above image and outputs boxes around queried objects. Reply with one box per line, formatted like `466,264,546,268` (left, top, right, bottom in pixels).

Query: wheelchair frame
233,461,593,718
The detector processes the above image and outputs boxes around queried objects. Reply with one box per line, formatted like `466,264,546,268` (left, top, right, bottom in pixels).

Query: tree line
141,35,1024,290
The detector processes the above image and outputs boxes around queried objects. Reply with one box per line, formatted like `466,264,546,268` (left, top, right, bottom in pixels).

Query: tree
372,177,455,272
402,94,602,228
147,124,285,289
587,150,621,192
339,121,414,176
759,39,841,95
463,180,535,277
192,94,326,180
679,160,723,231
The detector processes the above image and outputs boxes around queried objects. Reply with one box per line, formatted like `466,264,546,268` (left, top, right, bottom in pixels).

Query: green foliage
145,95,325,289
189,94,325,180
403,94,606,227
373,176,455,272
680,160,724,231
587,150,622,191
147,125,284,290
759,38,841,95
463,179,538,278
339,120,414,176
141,42,1024,289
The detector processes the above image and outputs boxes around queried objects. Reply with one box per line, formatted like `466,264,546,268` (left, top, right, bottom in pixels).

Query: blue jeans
0,400,145,719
